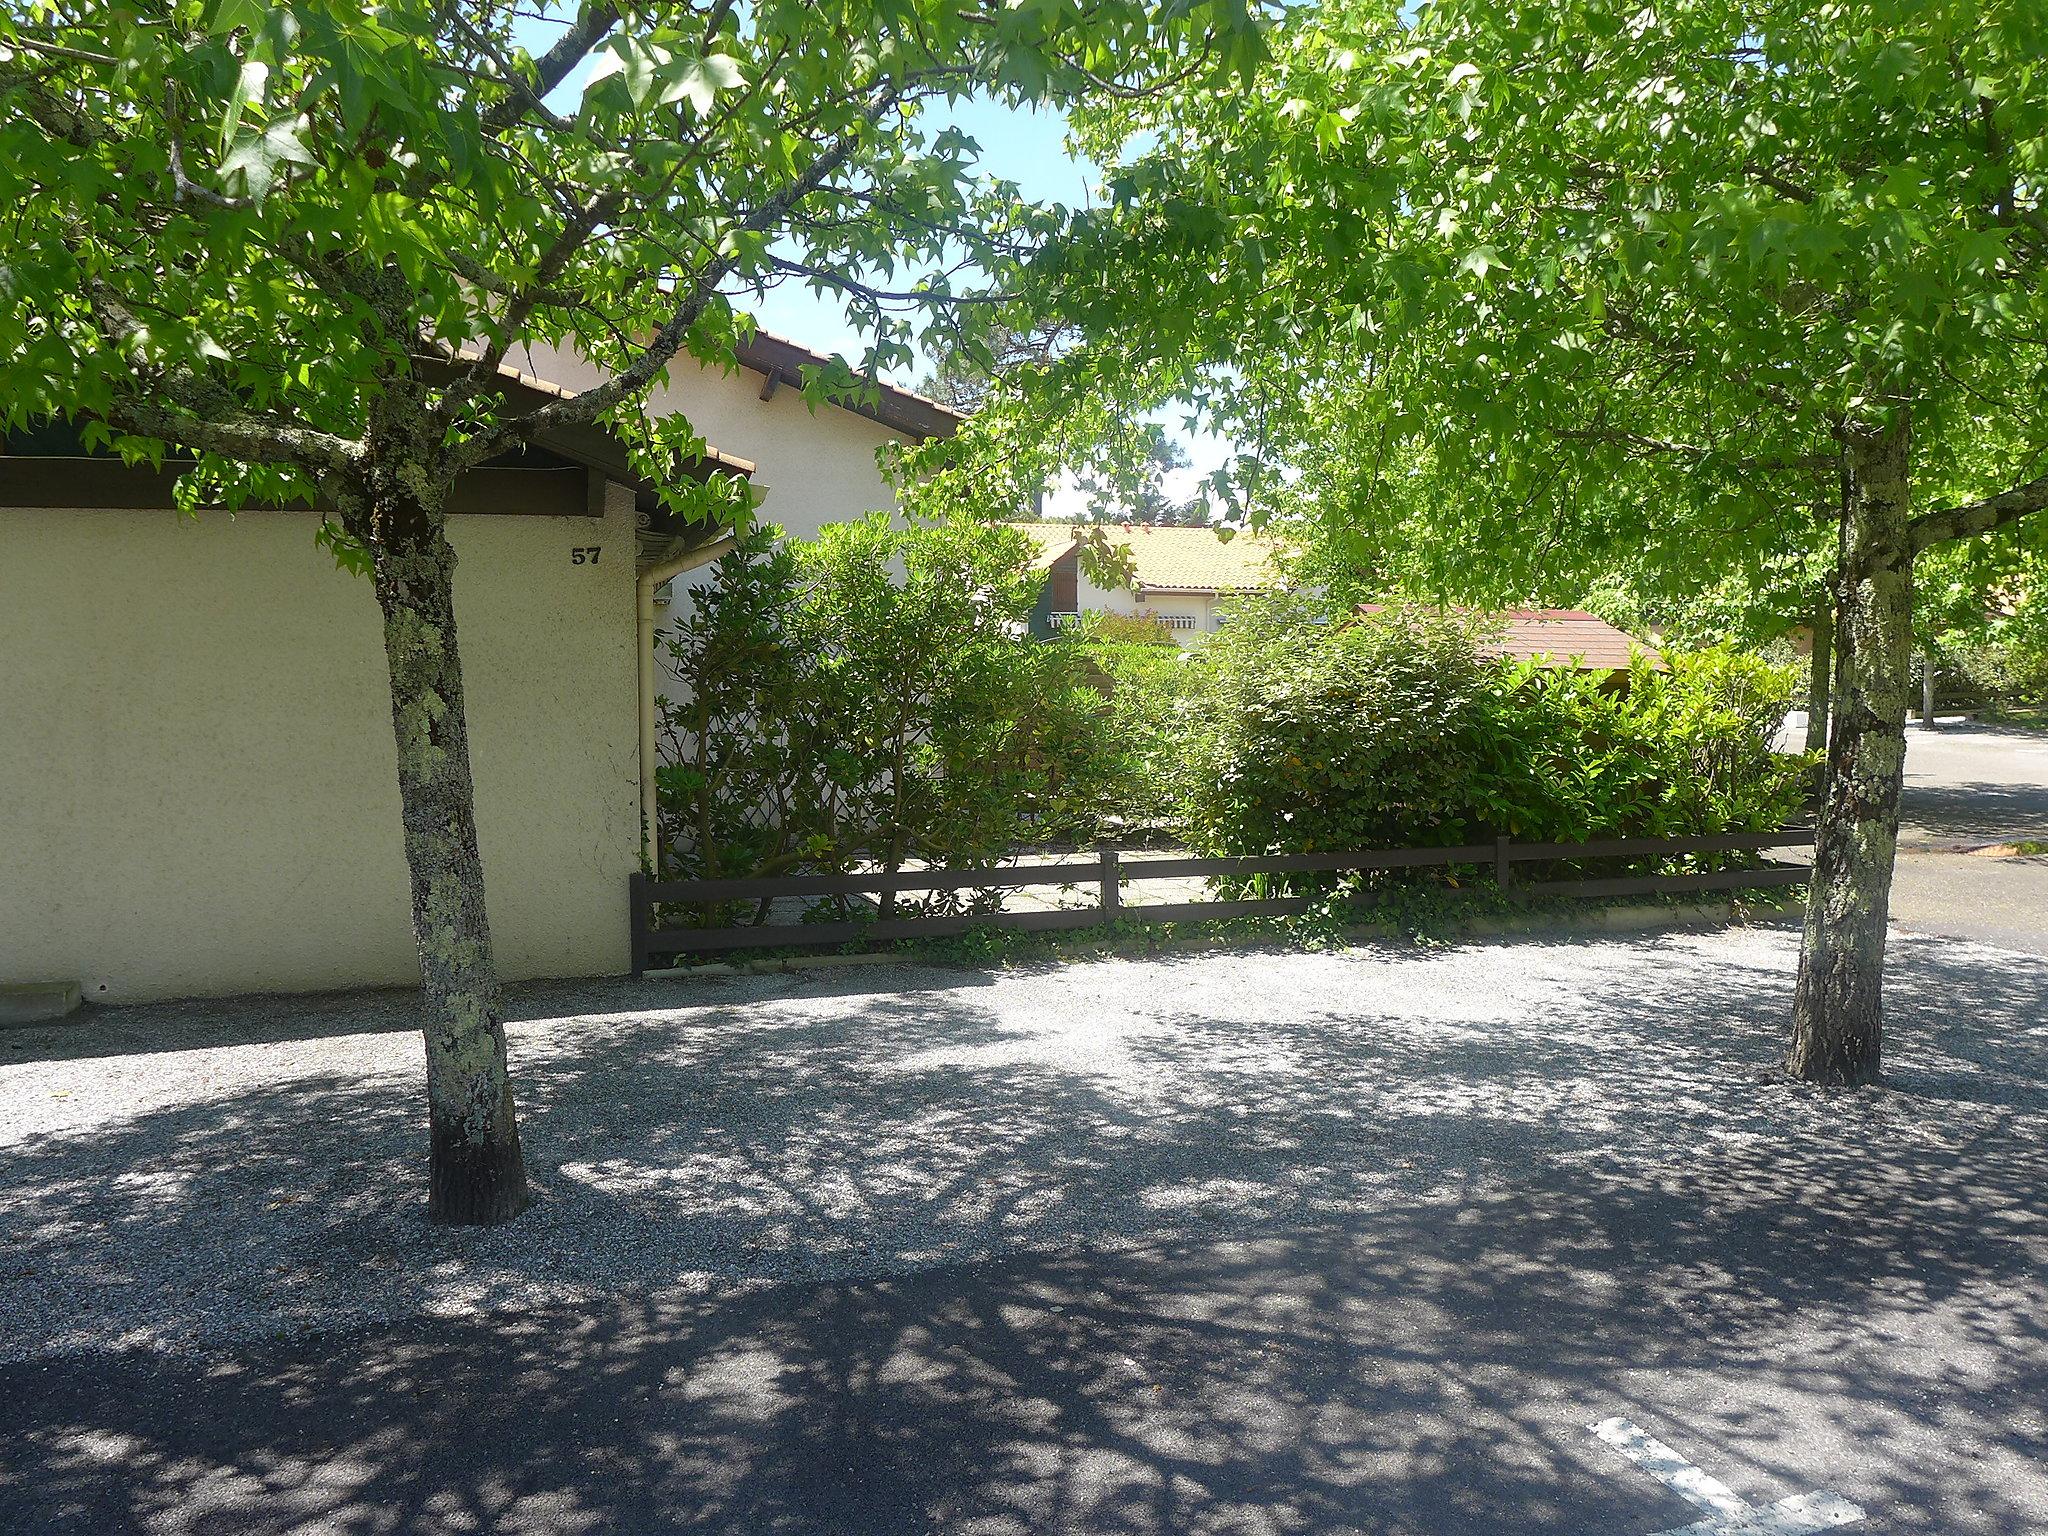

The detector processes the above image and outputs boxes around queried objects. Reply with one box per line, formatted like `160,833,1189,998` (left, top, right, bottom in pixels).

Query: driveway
1897,719,2048,846
3,930,2044,1534
1890,720,2048,955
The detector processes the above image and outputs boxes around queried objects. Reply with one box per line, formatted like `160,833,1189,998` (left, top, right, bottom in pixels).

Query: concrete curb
0,981,83,1028
639,892,1807,982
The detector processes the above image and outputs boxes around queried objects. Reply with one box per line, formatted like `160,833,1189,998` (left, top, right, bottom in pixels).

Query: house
2,334,959,1005
1357,604,1665,686
0,370,747,1004
1013,523,1288,644
510,332,960,695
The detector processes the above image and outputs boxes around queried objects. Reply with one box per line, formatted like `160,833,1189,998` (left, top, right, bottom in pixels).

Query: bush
657,517,1119,913
1058,638,1199,835
1931,633,2048,715
661,547,1810,911
1072,610,1181,646
1175,598,1809,879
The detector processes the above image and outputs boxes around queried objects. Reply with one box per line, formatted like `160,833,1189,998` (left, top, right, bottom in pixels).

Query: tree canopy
0,0,1265,529
943,0,2048,610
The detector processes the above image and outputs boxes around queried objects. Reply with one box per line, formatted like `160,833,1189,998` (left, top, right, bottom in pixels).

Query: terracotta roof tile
1357,605,1662,672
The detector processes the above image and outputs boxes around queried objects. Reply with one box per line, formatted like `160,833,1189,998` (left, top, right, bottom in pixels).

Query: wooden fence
630,828,1816,972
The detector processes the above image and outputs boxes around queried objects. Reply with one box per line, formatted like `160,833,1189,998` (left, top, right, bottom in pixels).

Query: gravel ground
3,924,2045,1363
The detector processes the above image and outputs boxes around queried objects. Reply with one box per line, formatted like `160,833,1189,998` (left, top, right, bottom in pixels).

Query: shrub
1931,632,2048,714
1073,610,1180,646
1058,638,1199,835
1176,598,1509,856
662,550,1810,911
657,516,1117,913
1176,598,1809,878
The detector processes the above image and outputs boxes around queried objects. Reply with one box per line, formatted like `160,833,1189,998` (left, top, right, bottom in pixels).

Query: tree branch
456,90,903,462
79,271,362,472
1550,424,1830,474
477,1,621,134
1909,468,2048,551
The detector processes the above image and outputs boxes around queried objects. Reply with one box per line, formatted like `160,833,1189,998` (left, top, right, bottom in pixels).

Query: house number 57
570,546,602,564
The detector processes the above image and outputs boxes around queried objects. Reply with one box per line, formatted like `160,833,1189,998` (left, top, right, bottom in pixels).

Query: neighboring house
1358,604,1665,687
1013,522,1288,644
1,372,752,1004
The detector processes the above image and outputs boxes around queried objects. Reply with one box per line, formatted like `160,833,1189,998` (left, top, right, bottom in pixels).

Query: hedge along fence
630,827,1816,971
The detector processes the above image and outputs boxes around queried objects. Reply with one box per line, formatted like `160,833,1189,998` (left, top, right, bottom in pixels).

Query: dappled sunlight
1,930,2045,1530
3,929,2045,1365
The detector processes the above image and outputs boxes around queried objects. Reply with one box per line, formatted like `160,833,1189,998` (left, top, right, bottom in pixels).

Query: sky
748,97,1103,371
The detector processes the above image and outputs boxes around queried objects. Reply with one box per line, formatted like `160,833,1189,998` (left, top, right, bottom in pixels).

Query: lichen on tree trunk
366,480,530,1224
1804,596,1832,758
1788,412,1915,1087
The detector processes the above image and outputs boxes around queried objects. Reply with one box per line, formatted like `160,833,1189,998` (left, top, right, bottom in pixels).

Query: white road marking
1589,1417,1866,1535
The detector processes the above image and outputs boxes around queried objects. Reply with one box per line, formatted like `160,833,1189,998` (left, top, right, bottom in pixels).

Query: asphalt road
1890,720,2048,955
4,928,2045,1536
1896,719,2048,846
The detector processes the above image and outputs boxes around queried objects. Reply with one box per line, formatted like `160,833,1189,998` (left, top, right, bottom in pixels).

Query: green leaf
205,0,270,36
670,53,746,115
219,118,315,202
219,59,268,154
1458,244,1506,279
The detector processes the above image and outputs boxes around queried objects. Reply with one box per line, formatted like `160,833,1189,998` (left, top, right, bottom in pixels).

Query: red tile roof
1357,606,1664,672
1490,609,1664,671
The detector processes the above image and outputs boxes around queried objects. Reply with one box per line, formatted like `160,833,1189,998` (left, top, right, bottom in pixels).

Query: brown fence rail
631,828,1817,972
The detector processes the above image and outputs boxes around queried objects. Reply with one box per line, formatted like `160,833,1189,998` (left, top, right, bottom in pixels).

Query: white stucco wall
509,338,912,700
1071,572,1221,646
510,338,905,540
0,492,640,1003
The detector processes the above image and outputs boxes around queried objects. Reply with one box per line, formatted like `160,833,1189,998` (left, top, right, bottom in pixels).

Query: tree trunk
1804,596,1832,757
1788,413,1915,1086
370,495,531,1224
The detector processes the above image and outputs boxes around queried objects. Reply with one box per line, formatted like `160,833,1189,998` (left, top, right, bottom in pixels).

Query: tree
915,318,1211,522
0,0,1260,1221
983,0,2048,1084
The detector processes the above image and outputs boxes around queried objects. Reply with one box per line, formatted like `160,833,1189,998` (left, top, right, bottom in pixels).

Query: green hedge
660,529,1812,896
1168,598,1811,869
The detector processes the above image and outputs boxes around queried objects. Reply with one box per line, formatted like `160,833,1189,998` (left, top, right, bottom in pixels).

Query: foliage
1175,598,1506,854
0,0,1264,524
1070,610,1179,646
658,515,1123,915
1918,536,2048,707
1173,601,1810,882
920,0,2048,635
1930,631,2048,711
1058,636,1199,832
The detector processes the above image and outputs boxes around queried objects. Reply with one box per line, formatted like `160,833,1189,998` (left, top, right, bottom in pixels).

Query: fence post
1494,834,1512,890
1099,846,1122,922
629,870,650,977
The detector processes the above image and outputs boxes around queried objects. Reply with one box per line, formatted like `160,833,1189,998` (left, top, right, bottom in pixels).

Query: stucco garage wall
0,493,639,1003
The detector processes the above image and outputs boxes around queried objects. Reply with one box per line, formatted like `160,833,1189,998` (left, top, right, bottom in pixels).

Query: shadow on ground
1,934,2044,1533
1899,777,2048,843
